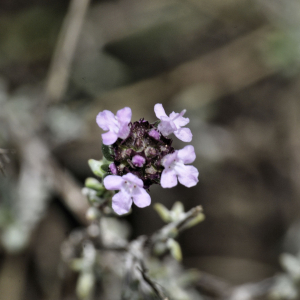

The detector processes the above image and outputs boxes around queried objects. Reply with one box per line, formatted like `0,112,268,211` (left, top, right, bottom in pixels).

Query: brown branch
44,0,91,105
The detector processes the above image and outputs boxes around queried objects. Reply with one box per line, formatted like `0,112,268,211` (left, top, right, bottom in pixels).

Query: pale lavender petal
154,103,167,119
158,119,177,136
177,145,196,164
102,131,118,145
169,112,179,120
123,173,144,188
174,127,192,142
160,169,178,188
116,107,132,124
178,166,199,187
96,110,117,131
132,188,151,208
112,191,132,215
103,175,124,190
148,129,160,140
173,115,190,127
118,124,130,140
161,152,178,169
109,163,117,175
132,155,146,167
117,107,132,139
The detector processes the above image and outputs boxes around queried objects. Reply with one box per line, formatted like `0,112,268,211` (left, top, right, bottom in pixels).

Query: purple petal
160,169,178,188
161,151,178,169
103,175,124,190
178,166,199,187
118,124,130,140
173,115,190,127
109,163,118,175
122,173,144,188
102,131,118,145
132,155,146,167
117,107,132,139
174,127,192,142
158,119,177,136
96,110,117,131
116,107,132,124
132,188,151,208
177,145,196,164
154,103,167,119
112,191,132,215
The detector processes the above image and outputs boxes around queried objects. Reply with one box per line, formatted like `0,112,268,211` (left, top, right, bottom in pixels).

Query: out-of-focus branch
0,254,28,300
50,157,89,225
138,267,169,300
3,101,89,227
196,271,232,298
44,0,91,105
0,148,13,175
150,206,203,246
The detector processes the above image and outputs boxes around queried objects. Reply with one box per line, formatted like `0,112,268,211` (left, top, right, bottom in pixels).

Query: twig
0,148,13,175
228,277,275,300
149,206,203,246
138,267,169,300
195,271,232,298
44,0,91,105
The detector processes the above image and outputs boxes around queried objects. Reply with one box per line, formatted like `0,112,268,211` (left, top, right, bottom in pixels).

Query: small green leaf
86,207,101,221
171,201,184,220
154,203,172,223
167,238,182,261
184,213,205,229
88,159,106,177
76,271,95,300
152,120,160,128
102,144,114,161
70,258,84,271
100,164,110,172
82,187,103,205
85,178,105,192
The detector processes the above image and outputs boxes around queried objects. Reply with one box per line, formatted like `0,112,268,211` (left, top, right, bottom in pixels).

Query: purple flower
103,173,151,215
154,103,192,142
161,145,198,188
96,107,132,145
132,155,146,167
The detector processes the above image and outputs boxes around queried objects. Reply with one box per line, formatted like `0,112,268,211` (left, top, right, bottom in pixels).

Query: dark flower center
109,119,174,189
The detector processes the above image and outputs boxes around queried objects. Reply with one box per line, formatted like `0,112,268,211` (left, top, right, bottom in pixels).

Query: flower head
161,145,198,188
154,103,192,142
104,173,151,215
108,119,175,189
95,104,198,215
96,107,132,145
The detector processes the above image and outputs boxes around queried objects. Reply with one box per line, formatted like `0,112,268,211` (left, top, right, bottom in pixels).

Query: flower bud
148,129,160,140
109,163,117,175
132,155,145,167
145,146,157,158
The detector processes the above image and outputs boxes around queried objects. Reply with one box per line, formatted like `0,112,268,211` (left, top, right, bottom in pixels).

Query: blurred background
1,0,300,299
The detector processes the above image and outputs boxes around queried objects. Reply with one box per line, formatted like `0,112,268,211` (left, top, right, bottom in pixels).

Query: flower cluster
96,104,198,215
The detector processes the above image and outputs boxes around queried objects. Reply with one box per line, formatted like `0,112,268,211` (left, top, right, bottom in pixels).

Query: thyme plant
62,104,204,300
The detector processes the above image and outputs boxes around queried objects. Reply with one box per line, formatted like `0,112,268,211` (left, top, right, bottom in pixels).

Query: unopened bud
86,207,100,221
145,146,157,157
132,155,146,167
109,163,118,175
148,129,160,140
